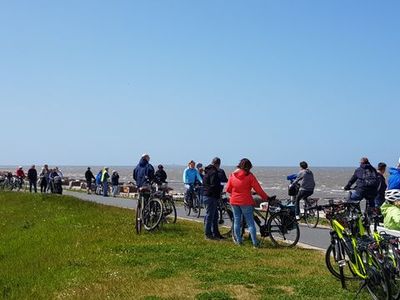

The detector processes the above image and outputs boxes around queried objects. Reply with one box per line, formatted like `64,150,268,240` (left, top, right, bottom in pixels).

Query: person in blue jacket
388,159,400,190
133,154,155,188
183,160,203,204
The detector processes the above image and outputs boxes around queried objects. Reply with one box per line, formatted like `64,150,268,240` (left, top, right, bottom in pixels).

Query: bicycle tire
135,201,142,234
164,198,177,224
363,251,392,300
194,194,201,218
267,211,300,247
218,206,233,237
143,198,163,231
184,201,191,216
303,201,319,228
325,243,357,280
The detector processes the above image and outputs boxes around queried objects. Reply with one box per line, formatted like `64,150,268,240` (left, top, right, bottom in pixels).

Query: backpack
363,168,378,188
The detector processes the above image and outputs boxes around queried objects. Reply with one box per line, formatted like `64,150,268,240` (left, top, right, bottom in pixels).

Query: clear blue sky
1,1,399,167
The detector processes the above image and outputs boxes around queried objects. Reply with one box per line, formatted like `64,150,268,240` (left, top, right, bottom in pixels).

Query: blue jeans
112,185,119,197
203,196,219,237
103,182,109,196
232,205,258,246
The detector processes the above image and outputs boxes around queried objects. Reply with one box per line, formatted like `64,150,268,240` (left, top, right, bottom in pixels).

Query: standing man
85,167,96,194
133,154,155,188
213,157,228,196
27,165,38,193
154,165,167,185
111,170,120,197
291,161,316,220
101,167,110,197
203,158,223,240
375,162,387,209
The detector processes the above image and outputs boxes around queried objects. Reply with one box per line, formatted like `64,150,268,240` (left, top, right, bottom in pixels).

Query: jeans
103,182,109,196
203,196,220,237
232,205,258,246
295,189,314,216
112,185,119,197
29,180,37,193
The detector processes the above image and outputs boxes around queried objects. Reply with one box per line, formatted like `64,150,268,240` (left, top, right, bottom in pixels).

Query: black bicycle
153,183,177,224
217,192,234,237
135,184,163,234
183,183,202,218
229,196,300,247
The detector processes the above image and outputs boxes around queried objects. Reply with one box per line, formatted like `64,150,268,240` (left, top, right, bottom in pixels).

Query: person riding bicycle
290,161,315,220
344,157,379,212
183,160,203,205
15,166,25,189
133,154,155,188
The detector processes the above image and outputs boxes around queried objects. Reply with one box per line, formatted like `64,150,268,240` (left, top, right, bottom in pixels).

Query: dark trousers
203,196,220,237
29,180,37,193
103,182,109,196
40,179,47,193
295,189,313,216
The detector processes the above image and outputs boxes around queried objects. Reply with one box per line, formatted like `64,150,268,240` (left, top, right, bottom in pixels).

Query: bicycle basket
268,196,281,207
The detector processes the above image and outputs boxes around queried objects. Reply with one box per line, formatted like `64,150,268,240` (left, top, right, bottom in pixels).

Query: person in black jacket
154,165,167,185
344,157,378,206
203,158,223,240
375,162,387,208
27,165,38,193
111,170,120,197
133,154,155,188
85,167,96,194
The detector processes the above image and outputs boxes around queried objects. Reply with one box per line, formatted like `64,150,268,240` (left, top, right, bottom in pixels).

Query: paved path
64,190,331,250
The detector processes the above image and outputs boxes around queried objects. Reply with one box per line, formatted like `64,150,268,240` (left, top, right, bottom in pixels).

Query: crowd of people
129,154,400,248
5,154,400,247
5,165,64,194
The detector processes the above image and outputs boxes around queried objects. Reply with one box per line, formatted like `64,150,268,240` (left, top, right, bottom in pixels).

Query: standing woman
226,158,269,247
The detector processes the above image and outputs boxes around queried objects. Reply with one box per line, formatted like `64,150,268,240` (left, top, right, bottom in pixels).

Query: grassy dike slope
0,192,366,299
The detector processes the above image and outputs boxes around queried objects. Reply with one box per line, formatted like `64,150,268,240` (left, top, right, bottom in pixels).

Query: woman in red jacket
226,158,269,247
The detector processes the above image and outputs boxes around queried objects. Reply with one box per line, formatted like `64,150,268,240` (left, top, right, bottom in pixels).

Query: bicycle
216,192,234,237
135,184,163,234
231,196,300,247
183,183,202,218
153,183,177,224
317,200,392,299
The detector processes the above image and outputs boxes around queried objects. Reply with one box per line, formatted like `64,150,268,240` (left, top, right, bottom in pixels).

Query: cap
196,163,203,169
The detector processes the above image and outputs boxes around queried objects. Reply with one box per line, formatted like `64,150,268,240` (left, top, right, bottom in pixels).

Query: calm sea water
0,165,358,199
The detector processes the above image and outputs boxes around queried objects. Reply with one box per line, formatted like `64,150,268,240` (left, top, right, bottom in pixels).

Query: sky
0,1,399,167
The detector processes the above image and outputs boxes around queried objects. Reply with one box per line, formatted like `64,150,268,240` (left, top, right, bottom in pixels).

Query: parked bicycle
135,184,163,234
317,200,393,299
217,192,234,237
229,196,300,247
153,183,177,224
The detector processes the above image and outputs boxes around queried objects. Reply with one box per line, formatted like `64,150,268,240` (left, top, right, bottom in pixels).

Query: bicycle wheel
218,206,233,237
325,243,357,280
363,252,392,300
135,200,142,234
267,211,300,247
143,198,163,231
184,199,191,216
194,194,201,218
303,200,319,228
164,198,177,224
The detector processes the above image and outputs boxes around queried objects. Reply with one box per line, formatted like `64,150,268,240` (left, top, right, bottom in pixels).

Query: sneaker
205,235,219,241
214,235,226,240
253,241,261,249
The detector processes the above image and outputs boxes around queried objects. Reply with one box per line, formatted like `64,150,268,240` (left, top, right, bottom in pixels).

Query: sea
0,165,358,200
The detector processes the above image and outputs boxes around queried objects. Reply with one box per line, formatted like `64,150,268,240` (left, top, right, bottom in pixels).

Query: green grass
0,192,368,299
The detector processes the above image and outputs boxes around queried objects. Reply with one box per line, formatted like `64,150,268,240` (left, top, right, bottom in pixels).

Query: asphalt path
63,190,331,250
